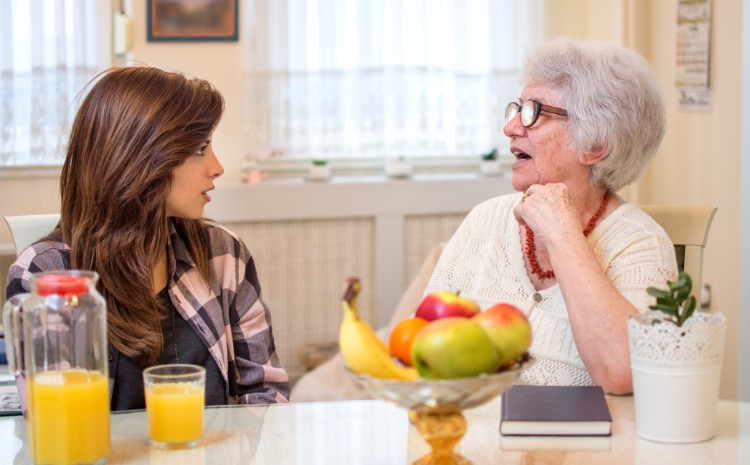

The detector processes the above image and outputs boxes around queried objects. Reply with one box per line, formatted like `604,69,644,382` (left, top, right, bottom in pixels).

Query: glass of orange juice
143,364,206,449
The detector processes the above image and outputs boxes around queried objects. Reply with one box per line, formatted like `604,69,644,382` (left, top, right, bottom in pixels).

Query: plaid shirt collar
167,219,196,275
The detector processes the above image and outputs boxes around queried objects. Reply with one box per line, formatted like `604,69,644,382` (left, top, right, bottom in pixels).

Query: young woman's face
165,141,224,219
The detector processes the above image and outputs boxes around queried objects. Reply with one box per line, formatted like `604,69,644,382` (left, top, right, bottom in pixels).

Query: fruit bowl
347,354,534,465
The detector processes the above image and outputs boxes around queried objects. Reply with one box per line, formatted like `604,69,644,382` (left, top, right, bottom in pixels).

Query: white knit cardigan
425,193,678,386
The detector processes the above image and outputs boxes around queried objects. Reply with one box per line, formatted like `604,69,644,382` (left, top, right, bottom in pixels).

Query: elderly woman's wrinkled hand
513,183,581,244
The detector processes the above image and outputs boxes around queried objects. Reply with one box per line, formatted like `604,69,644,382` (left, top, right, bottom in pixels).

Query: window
0,0,107,168
243,0,539,167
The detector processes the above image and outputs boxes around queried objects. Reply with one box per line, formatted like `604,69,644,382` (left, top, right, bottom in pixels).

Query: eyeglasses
505,99,568,128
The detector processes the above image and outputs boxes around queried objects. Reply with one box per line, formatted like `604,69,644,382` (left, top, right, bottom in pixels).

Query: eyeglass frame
505,99,568,128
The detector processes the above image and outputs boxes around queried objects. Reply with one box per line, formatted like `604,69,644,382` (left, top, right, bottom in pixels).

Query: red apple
410,317,500,379
414,290,480,322
472,303,532,366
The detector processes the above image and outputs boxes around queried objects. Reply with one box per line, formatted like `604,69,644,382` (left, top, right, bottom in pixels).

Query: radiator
226,213,464,378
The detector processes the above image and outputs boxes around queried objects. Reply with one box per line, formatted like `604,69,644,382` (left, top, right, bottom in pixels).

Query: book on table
499,385,612,436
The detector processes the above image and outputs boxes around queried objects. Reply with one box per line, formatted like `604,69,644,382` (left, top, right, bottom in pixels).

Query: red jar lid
36,274,89,297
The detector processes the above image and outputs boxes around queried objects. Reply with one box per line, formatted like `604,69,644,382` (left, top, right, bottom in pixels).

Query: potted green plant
308,159,330,181
646,270,698,326
385,156,412,179
479,148,500,176
628,271,727,443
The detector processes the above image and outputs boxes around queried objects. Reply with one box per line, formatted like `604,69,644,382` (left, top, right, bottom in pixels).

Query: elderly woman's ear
578,144,608,166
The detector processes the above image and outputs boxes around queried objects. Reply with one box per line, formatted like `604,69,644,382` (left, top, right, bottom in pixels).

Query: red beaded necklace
523,191,610,281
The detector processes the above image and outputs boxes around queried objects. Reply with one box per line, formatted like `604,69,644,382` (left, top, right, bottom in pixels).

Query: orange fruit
389,317,429,366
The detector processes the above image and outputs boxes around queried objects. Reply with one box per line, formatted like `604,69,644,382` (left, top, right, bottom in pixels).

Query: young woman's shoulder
202,219,240,240
14,238,71,271
7,239,71,297
201,219,248,257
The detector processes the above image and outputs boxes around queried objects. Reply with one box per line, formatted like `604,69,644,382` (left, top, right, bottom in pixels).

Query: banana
338,277,418,380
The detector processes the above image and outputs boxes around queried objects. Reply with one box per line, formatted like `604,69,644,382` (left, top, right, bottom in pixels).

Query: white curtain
243,0,537,163
0,0,104,167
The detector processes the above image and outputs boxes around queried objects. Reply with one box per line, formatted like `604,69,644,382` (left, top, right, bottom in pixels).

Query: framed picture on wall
147,0,238,42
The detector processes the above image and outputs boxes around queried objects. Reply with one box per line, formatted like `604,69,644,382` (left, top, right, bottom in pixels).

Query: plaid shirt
6,219,290,405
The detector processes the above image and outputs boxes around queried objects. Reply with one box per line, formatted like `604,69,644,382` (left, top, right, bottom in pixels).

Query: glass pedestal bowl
348,355,533,465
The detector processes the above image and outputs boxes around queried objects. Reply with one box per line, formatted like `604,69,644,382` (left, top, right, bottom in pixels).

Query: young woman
7,66,290,410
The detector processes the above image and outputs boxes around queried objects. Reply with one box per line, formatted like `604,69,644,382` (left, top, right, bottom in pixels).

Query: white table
1,395,749,464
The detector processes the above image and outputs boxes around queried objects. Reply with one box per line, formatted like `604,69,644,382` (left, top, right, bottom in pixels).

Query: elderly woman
424,39,677,394
290,39,676,402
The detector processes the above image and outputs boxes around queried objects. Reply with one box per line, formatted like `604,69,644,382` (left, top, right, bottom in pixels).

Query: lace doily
628,311,726,369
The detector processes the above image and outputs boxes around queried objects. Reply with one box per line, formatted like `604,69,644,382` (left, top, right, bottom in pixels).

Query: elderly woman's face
504,84,584,192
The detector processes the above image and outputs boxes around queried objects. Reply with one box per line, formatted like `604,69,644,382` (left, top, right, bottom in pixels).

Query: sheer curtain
0,0,105,167
243,0,538,164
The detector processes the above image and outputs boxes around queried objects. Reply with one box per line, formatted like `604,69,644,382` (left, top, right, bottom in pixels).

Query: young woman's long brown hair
58,66,224,363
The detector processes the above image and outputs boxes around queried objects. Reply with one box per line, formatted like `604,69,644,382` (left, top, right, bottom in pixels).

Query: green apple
414,290,480,321
472,303,532,366
410,317,500,379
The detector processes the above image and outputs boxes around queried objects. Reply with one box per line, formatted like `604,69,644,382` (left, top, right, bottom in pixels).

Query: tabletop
1,394,749,465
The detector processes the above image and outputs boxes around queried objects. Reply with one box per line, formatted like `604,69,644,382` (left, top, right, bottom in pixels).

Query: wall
642,0,742,400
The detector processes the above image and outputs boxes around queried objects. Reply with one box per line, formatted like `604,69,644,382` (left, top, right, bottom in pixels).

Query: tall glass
144,364,206,449
3,271,110,465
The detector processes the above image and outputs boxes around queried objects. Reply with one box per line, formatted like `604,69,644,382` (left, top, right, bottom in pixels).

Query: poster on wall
676,0,712,111
147,0,239,42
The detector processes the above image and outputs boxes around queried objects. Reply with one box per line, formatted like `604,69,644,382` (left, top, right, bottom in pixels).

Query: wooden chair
3,214,61,256
639,205,718,304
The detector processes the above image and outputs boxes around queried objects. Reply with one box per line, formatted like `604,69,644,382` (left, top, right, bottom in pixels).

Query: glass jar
3,270,110,465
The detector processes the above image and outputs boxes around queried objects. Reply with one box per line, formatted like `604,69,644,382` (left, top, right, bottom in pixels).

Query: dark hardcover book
500,385,612,436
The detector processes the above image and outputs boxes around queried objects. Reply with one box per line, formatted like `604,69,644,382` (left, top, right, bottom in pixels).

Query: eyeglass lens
505,101,540,128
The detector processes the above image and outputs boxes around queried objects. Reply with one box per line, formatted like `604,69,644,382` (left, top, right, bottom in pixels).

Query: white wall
642,0,742,400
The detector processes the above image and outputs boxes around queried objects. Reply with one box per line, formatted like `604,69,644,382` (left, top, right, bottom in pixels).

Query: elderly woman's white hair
521,39,665,192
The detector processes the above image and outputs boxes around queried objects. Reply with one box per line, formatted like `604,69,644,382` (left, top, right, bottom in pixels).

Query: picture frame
147,0,238,42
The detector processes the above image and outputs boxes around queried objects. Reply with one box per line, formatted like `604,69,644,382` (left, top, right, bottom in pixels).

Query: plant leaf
646,270,697,326
647,287,671,299
673,286,690,302
679,296,697,326
650,303,678,315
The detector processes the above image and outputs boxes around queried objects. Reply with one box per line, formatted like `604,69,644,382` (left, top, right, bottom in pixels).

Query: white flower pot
385,158,412,178
308,163,330,181
480,160,501,176
628,311,726,443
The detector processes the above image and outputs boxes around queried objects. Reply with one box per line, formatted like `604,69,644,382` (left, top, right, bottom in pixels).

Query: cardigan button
533,292,542,303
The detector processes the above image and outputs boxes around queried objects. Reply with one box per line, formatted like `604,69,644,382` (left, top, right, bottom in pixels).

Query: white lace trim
629,311,727,369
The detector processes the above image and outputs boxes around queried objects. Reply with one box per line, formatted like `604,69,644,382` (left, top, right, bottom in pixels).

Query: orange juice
27,370,110,465
145,381,205,444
